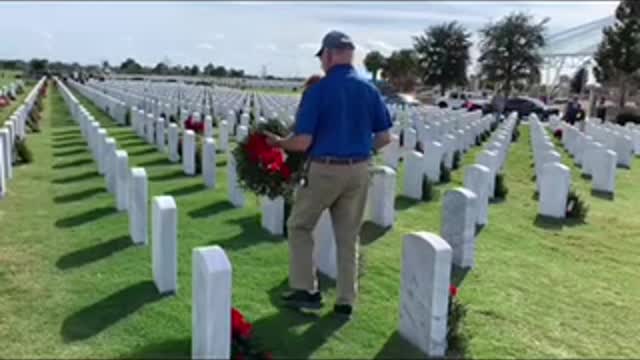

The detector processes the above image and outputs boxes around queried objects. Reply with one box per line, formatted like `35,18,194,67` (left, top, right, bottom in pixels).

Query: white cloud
214,33,225,40
196,42,215,50
255,43,278,52
365,39,396,54
297,42,318,50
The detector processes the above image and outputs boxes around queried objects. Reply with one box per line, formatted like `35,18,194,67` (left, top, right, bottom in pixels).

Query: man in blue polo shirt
267,30,392,318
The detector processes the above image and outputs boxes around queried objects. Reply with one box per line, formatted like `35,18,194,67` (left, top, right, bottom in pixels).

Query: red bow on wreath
245,133,292,181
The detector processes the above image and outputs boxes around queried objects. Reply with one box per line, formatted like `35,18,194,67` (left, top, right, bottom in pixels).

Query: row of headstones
76,79,262,204
93,80,250,122
75,78,479,358
547,116,619,196
114,79,295,128
78,77,475,294
1,80,23,98
530,115,574,218
0,76,47,198
59,78,237,360
71,80,128,125
399,116,520,356
397,113,510,200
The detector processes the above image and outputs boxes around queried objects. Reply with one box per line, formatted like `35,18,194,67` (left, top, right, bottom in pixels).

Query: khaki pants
287,161,369,305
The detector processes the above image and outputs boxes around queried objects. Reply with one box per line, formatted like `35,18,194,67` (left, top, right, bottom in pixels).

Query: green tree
413,21,472,96
363,50,386,82
381,49,419,93
570,67,589,95
119,58,143,74
478,12,548,98
593,0,640,108
28,58,49,77
152,62,169,75
203,63,215,76
190,64,200,76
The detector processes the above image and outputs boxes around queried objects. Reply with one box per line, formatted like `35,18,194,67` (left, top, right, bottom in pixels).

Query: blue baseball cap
315,30,356,57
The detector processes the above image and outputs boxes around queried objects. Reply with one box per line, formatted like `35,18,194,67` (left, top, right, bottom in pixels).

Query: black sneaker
333,304,353,319
281,290,323,310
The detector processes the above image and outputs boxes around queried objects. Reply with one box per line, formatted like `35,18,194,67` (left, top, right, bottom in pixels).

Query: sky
0,1,619,78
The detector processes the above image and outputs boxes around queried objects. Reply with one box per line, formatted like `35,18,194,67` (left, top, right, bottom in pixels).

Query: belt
311,157,370,165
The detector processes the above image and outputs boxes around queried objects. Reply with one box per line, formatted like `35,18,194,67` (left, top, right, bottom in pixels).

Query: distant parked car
437,91,490,110
503,96,559,120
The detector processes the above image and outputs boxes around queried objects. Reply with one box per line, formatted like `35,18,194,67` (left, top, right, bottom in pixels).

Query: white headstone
424,141,443,182
463,164,491,226
0,144,5,198
218,120,229,152
236,125,248,143
96,129,107,175
260,196,285,236
0,129,11,181
129,167,148,246
103,138,117,194
476,150,498,199
312,209,337,279
382,135,400,169
192,246,232,360
115,150,129,211
202,138,217,188
367,166,396,228
403,128,417,153
156,118,165,152
152,196,178,294
204,115,213,138
168,124,180,163
227,155,245,208
183,130,196,175
592,149,617,195
539,162,570,219
399,232,452,357
403,151,424,200
441,187,478,268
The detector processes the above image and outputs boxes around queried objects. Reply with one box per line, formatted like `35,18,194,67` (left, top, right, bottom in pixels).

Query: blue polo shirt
294,64,392,159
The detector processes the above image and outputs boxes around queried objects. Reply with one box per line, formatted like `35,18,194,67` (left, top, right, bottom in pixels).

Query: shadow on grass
53,186,106,203
61,281,168,342
581,173,593,180
56,235,131,270
52,170,100,184
451,265,471,287
251,279,347,359
52,140,86,149
216,159,227,167
374,331,425,359
591,189,614,201
188,201,235,219
55,206,118,228
164,183,206,197
52,134,82,142
120,338,191,359
533,214,586,230
53,148,87,158
128,147,158,157
52,157,93,169
111,133,140,142
394,196,420,211
148,169,185,182
360,221,390,246
119,140,150,148
137,157,171,167
52,129,80,137
213,214,281,251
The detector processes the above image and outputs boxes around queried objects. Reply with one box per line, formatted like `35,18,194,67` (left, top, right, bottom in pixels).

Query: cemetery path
1,85,640,358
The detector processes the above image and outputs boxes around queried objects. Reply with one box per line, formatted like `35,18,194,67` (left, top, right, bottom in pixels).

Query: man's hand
264,131,282,147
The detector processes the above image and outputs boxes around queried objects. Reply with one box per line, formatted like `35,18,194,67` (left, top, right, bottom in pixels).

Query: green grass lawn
1,82,639,358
